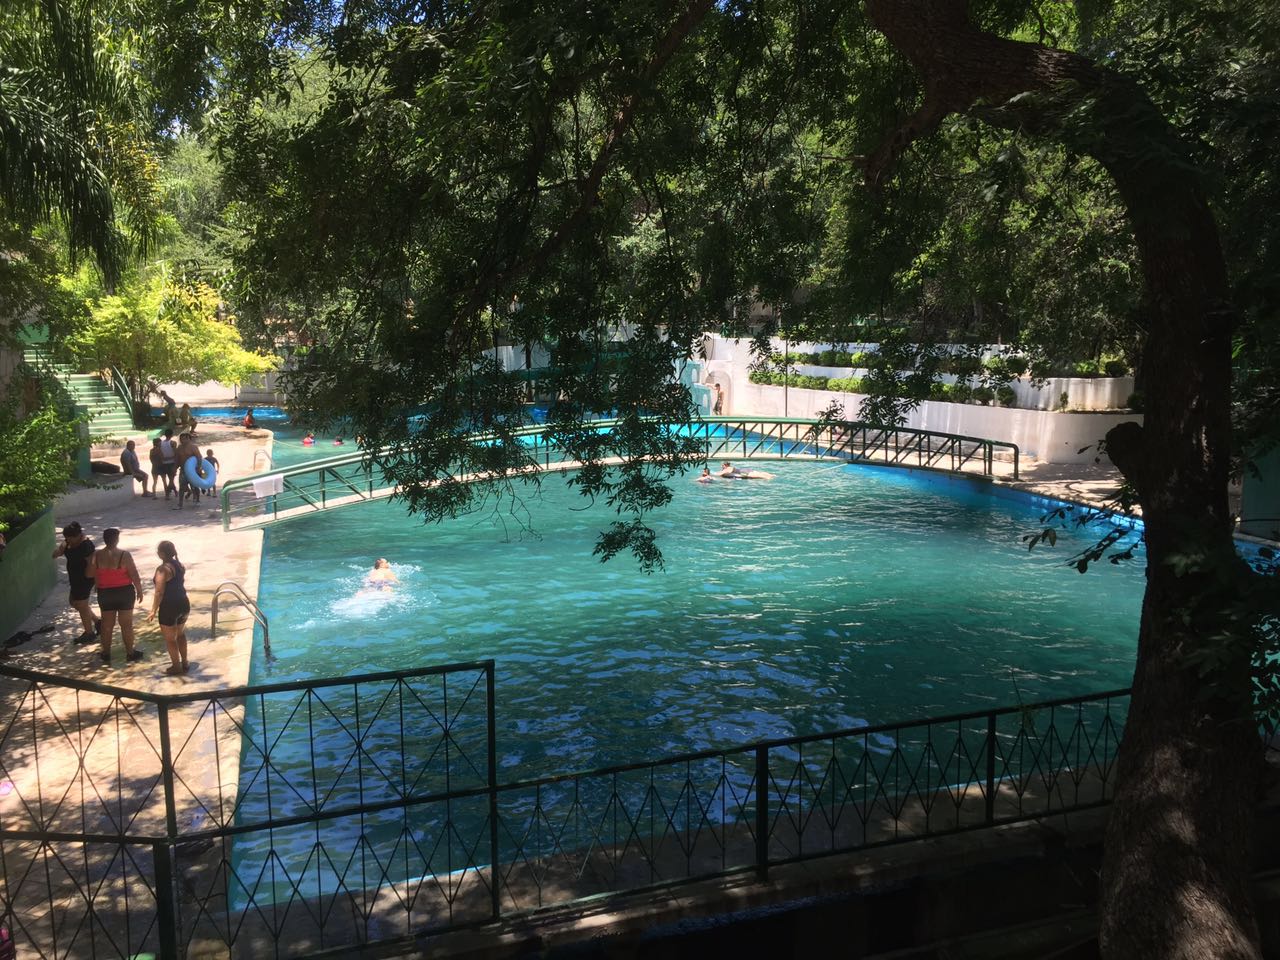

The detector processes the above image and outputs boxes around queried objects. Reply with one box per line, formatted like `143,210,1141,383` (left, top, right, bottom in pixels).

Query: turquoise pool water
229,441,1148,905
250,453,1144,771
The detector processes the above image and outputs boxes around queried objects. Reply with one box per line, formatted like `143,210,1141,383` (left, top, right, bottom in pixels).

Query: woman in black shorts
147,540,191,675
87,528,145,665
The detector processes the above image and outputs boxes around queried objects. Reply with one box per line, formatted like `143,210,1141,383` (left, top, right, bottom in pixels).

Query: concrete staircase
21,347,135,440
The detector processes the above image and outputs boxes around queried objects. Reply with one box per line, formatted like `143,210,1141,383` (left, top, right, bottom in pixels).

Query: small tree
63,265,276,408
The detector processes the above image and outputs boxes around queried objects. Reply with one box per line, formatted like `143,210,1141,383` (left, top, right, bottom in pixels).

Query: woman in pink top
88,528,145,666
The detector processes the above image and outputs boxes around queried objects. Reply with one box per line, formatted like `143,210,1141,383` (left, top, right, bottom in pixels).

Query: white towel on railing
252,474,284,497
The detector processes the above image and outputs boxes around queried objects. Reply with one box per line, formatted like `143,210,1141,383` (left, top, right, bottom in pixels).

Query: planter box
0,507,58,641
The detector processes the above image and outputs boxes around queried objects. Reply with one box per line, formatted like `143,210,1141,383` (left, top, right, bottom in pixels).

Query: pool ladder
210,581,272,660
252,448,274,471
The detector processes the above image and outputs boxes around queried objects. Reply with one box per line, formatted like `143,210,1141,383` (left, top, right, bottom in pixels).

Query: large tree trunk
860,2,1263,956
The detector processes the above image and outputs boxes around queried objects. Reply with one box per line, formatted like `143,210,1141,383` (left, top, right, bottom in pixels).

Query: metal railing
219,418,1020,531
209,580,272,659
252,448,273,471
0,658,1124,960
109,365,135,424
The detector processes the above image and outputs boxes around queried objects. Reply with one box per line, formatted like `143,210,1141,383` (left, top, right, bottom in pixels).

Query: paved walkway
5,420,272,693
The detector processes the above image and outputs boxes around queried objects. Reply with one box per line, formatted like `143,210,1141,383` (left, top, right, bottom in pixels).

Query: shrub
928,381,949,399
1005,356,1029,377
949,383,973,404
996,385,1017,407
1126,390,1144,412
828,377,867,393
1103,358,1129,378
1073,359,1102,377
0,388,82,534
971,386,996,405
848,351,871,368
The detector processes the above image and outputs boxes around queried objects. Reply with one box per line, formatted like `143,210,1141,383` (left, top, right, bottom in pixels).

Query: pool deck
5,420,272,692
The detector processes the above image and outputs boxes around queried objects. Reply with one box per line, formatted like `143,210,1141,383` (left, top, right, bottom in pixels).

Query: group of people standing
54,522,193,675
120,429,219,510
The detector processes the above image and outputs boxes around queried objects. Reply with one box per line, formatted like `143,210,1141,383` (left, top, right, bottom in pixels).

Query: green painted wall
0,507,58,642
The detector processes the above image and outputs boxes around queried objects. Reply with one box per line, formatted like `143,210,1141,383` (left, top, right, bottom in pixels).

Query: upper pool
250,457,1144,775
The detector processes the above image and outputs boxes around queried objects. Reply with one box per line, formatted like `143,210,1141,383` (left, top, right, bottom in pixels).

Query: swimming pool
250,458,1142,763
228,453,1147,905
149,405,292,424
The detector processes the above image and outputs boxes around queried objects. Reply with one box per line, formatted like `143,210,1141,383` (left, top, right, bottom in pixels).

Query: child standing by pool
204,449,220,495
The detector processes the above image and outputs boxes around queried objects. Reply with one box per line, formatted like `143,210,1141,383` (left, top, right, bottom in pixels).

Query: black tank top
161,562,188,607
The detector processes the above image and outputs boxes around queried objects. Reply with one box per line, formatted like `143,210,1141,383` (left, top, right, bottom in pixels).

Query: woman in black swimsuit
147,540,191,675
87,528,145,665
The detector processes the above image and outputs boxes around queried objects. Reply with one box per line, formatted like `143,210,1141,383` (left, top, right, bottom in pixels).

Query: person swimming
719,461,775,480
365,558,399,591
697,466,715,483
302,431,316,446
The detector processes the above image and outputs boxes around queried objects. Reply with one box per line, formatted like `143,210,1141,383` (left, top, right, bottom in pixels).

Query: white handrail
253,448,273,471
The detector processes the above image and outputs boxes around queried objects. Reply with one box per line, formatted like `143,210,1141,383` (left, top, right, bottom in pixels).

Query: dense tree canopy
2,0,1277,955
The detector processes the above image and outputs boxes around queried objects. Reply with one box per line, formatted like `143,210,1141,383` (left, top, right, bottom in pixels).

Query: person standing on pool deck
147,540,191,675
87,528,145,665
52,522,99,643
174,431,204,509
119,440,153,497
204,448,220,495
713,382,723,415
148,437,166,496
159,429,178,497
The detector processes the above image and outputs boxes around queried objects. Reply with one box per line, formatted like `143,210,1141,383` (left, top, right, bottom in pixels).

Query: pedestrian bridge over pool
218,417,1021,531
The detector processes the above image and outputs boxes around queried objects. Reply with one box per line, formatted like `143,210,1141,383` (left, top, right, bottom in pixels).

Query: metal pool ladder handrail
253,448,273,471
210,580,272,659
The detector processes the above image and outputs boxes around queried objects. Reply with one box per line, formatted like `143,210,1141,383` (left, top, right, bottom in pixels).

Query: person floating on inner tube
718,461,775,481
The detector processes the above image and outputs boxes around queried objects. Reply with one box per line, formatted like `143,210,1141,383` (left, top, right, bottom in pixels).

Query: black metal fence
0,661,1126,958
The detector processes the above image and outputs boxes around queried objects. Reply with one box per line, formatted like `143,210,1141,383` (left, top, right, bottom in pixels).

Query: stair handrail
108,366,135,425
210,580,272,660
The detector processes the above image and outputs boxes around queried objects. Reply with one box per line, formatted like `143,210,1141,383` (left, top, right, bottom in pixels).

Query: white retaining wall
736,382,1138,464
702,335,1134,412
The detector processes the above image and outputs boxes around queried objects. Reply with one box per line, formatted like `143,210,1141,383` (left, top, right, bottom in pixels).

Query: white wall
704,335,1134,412
735,382,1138,464
790,365,1133,411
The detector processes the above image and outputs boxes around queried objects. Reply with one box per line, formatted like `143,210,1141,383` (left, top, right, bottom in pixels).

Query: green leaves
0,382,82,532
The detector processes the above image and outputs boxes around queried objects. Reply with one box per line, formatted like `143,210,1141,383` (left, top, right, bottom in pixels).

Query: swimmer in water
718,461,775,480
697,466,715,483
302,431,315,445
333,436,345,446
365,558,399,591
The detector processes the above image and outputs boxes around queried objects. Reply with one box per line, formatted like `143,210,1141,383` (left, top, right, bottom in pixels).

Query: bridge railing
220,418,1020,531
0,655,1124,959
